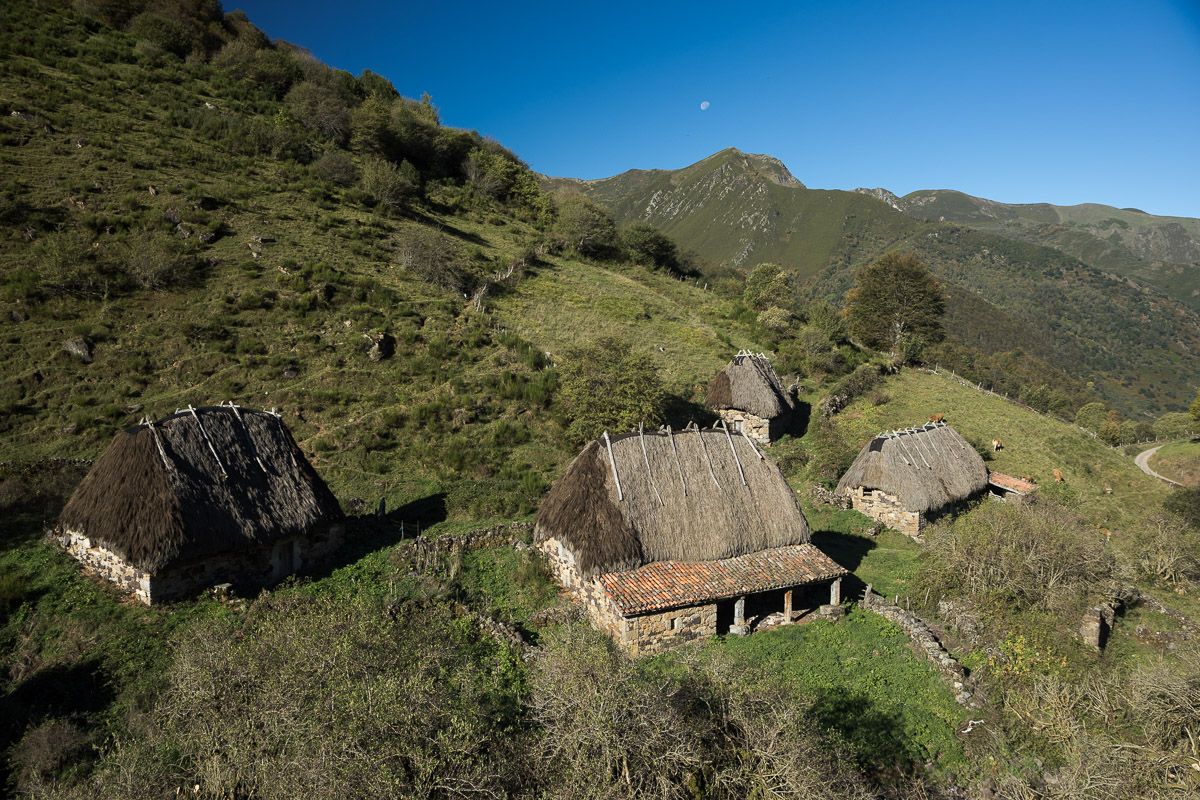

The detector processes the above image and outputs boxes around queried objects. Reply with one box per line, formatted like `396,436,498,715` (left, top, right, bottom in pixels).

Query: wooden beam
783,589,793,625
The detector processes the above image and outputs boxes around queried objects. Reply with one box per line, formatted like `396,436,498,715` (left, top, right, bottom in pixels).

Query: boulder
368,332,396,362
63,337,93,364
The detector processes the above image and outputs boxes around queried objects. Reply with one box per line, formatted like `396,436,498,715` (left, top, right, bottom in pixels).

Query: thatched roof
58,405,342,572
706,351,795,419
535,425,811,577
836,422,988,513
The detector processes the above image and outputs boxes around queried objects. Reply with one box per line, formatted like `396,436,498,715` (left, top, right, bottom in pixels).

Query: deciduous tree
844,252,944,359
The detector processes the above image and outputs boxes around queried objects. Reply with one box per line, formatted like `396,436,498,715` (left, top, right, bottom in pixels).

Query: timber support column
783,589,793,624
730,595,748,636
830,577,842,606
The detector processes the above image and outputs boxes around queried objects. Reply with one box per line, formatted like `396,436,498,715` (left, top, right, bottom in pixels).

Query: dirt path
1135,444,1183,487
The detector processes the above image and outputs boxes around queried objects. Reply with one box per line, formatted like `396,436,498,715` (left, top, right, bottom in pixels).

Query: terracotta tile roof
988,470,1038,494
598,543,848,616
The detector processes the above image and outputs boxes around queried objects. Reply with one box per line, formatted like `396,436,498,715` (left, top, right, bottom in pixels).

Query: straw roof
836,422,988,514
58,405,342,572
536,425,811,577
706,351,795,419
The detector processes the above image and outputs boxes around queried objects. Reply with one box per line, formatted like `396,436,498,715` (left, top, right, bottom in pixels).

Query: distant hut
986,471,1037,503
837,422,987,537
537,424,847,654
706,351,796,445
56,404,344,604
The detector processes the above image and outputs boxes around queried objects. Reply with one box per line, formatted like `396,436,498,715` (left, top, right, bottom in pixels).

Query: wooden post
783,589,793,624
830,577,842,606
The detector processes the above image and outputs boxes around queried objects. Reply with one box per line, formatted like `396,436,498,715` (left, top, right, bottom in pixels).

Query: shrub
557,337,666,444
550,195,617,258
360,156,419,211
917,500,1113,616
619,222,681,271
394,226,474,294
313,150,358,186
285,80,351,144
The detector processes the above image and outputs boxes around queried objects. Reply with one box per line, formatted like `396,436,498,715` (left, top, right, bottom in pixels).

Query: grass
1148,439,1200,486
678,610,971,777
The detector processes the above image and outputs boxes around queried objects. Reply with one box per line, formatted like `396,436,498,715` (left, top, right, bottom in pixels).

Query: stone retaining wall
861,588,977,707
715,409,778,446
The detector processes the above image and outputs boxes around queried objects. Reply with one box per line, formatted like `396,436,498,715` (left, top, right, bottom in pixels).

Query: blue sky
236,1,1200,216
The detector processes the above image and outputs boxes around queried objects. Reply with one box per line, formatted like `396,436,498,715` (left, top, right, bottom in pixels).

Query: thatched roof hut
837,422,987,514
706,351,795,420
59,405,342,574
536,425,811,578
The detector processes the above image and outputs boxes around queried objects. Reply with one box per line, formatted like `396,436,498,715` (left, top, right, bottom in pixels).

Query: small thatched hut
705,351,796,445
836,422,987,536
56,404,344,604
537,424,847,654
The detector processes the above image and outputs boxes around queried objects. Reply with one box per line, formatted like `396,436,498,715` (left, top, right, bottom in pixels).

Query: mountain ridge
555,149,1200,414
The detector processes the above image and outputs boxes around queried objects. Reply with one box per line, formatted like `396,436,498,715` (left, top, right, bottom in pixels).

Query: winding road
1134,443,1183,487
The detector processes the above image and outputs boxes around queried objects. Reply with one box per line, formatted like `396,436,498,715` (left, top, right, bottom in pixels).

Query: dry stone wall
862,588,978,707
716,409,775,446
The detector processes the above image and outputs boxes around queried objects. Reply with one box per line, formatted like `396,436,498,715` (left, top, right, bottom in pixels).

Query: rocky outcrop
368,332,395,362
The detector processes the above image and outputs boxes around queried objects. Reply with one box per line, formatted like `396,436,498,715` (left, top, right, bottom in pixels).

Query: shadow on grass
0,659,114,787
810,687,922,772
303,493,448,581
661,393,717,430
811,530,875,599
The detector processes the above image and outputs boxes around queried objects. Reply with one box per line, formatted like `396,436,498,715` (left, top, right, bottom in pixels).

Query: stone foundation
57,524,344,605
845,486,924,538
715,409,781,446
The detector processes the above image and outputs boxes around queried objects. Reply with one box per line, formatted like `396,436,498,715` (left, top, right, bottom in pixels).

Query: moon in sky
699,100,710,111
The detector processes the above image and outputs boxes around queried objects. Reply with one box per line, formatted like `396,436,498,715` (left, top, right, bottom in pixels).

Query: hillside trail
1134,443,1184,487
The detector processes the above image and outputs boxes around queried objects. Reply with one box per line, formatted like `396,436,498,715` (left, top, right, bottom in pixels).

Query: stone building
705,351,796,445
836,422,988,537
55,404,344,604
987,470,1038,502
536,424,847,654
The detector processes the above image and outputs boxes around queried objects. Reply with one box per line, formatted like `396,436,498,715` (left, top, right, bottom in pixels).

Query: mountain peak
704,148,805,189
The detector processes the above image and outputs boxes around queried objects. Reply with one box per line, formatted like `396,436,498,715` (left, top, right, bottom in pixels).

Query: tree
557,338,665,444
1075,401,1108,433
551,196,618,258
285,81,352,145
844,252,944,358
1190,388,1200,423
1155,411,1196,441
742,262,790,312
619,223,680,271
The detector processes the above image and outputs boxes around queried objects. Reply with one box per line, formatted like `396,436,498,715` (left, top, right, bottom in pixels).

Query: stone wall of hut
59,529,154,603
847,487,924,537
715,409,779,446
59,524,344,604
539,537,719,654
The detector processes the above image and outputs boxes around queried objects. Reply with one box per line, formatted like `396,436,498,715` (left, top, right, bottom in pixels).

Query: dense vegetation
1,2,1198,799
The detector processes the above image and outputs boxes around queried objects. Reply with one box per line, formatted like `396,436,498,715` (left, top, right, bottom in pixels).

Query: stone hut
536,424,847,654
55,404,344,604
705,351,796,445
836,422,988,537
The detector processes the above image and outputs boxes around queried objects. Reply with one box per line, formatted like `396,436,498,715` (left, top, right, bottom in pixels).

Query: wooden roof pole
695,426,722,490
188,404,228,478
666,425,688,496
603,431,624,501
144,417,173,473
719,419,748,488
224,400,268,474
638,423,665,506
